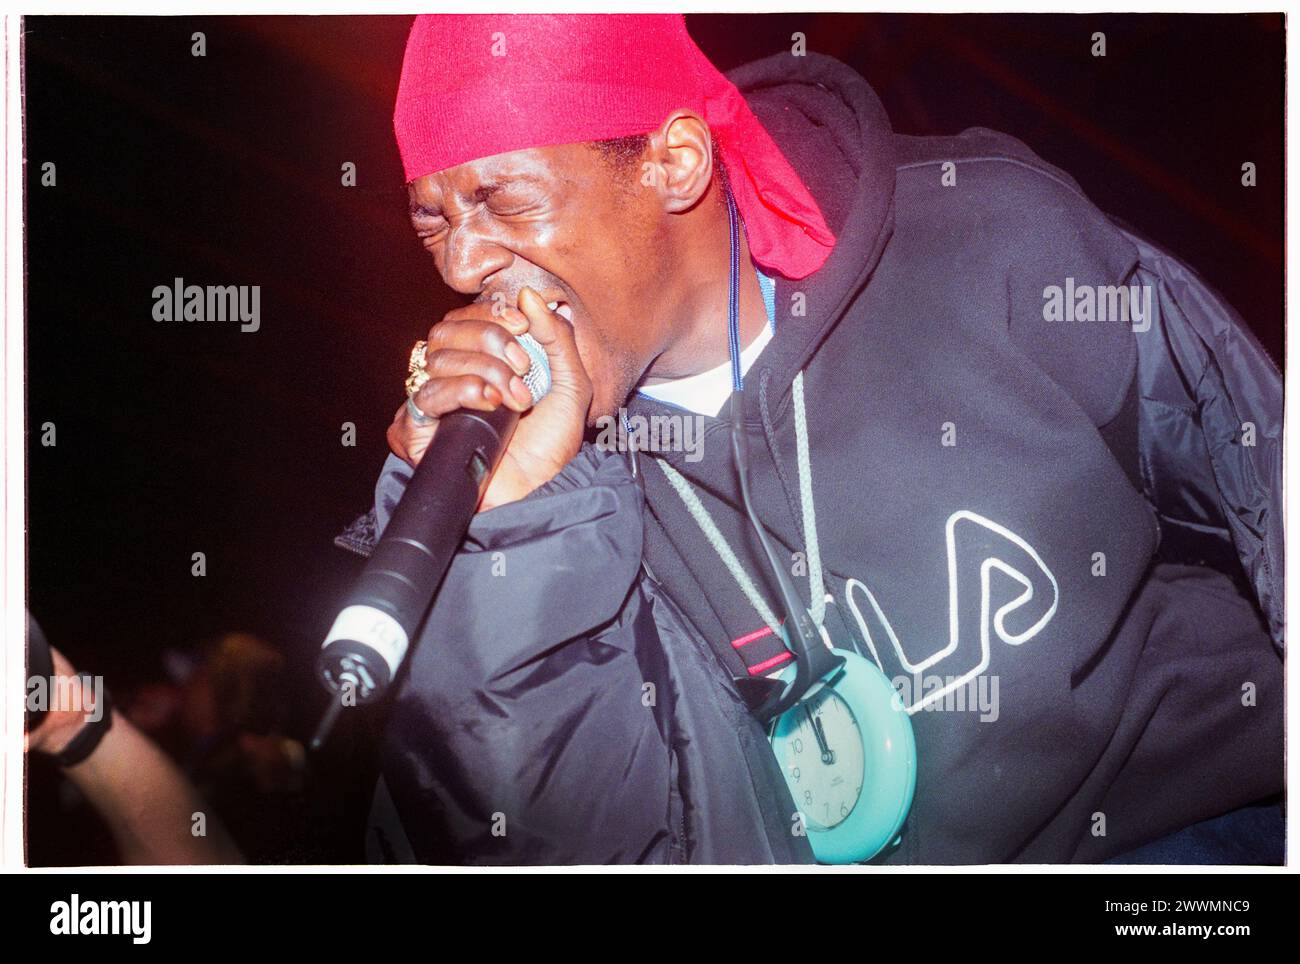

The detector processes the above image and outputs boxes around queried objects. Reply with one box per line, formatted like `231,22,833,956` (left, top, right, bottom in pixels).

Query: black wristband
54,678,114,768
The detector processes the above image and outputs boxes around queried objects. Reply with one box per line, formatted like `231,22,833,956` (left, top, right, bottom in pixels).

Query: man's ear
642,111,714,213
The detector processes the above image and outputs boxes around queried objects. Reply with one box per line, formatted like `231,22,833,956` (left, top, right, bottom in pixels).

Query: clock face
776,687,866,831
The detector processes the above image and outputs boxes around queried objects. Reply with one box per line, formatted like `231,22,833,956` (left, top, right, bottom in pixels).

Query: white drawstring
653,370,823,636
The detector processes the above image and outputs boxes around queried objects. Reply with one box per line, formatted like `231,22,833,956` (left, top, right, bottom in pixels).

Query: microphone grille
514,333,552,404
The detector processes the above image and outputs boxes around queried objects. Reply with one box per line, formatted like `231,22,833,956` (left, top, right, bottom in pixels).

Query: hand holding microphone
314,289,590,739
388,287,591,510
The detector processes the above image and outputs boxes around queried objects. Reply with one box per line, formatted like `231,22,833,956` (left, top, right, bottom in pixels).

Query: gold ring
405,340,429,397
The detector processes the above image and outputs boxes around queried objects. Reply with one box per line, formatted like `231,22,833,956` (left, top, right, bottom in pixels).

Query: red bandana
393,14,836,280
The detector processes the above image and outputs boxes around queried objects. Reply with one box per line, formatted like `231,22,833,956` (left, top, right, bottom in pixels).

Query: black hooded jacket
348,53,1283,864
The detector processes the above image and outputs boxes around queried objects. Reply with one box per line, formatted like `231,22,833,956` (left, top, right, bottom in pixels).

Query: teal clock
769,648,916,864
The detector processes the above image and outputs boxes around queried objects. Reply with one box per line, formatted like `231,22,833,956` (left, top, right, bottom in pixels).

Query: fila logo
844,510,1058,714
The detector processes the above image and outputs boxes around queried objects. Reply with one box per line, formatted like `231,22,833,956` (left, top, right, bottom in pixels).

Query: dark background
24,14,1284,863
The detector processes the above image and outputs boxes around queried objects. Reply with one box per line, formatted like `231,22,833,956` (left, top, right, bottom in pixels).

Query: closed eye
414,224,447,245
409,177,546,238
410,203,448,238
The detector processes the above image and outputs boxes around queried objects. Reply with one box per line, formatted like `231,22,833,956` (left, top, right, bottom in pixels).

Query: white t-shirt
635,268,777,417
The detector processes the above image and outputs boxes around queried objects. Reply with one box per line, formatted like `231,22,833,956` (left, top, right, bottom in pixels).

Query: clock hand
805,703,835,765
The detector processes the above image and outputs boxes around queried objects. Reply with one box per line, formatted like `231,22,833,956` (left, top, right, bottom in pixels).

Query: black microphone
313,332,551,744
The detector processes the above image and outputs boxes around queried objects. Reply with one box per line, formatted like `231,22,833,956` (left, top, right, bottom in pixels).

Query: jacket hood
628,51,897,421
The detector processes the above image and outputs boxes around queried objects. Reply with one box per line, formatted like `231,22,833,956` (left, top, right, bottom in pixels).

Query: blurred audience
27,622,316,865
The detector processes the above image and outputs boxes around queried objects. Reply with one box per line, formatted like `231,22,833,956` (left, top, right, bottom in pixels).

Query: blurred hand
25,645,99,756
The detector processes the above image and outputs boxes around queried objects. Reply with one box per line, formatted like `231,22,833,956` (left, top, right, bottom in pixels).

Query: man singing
350,14,1282,864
